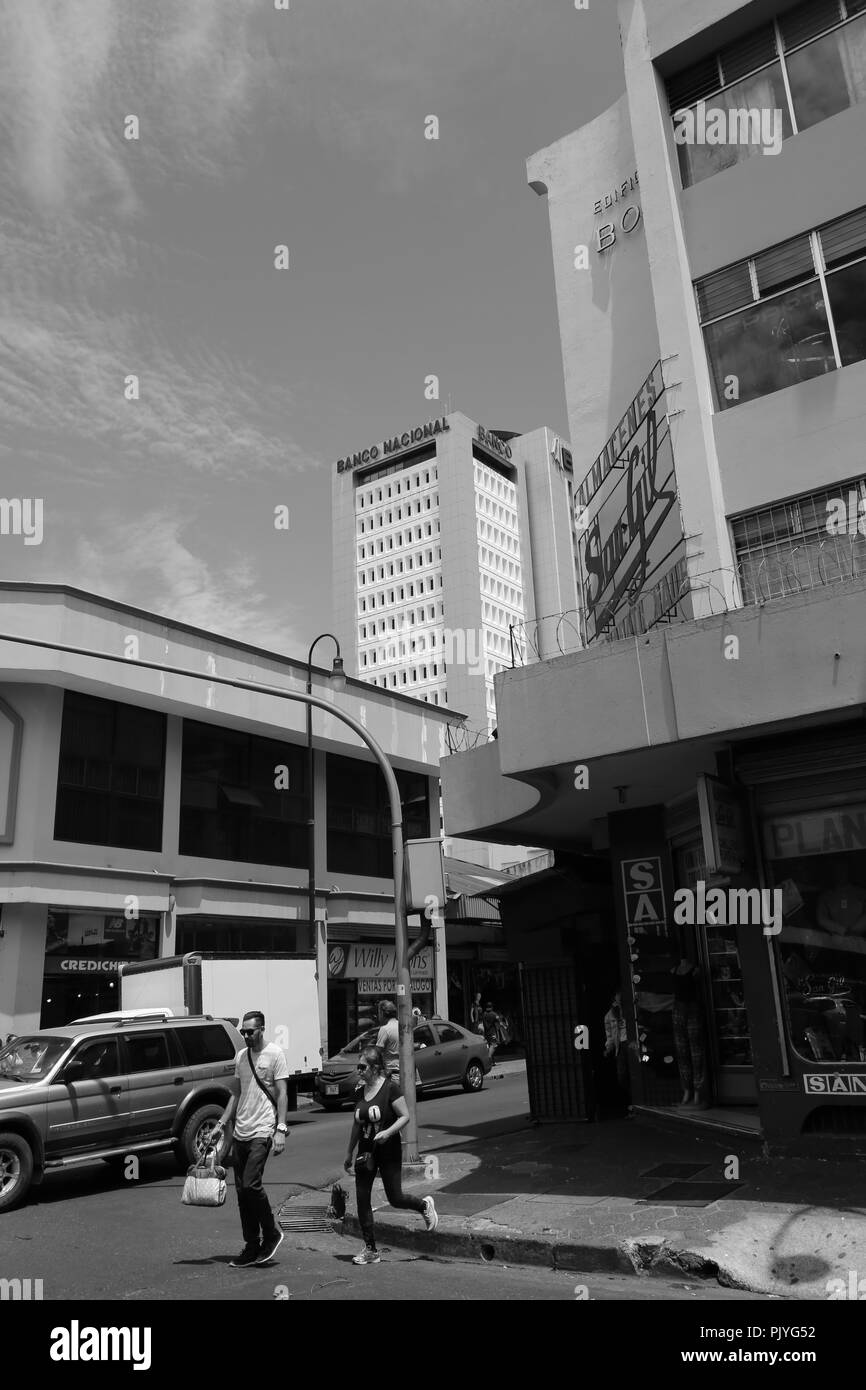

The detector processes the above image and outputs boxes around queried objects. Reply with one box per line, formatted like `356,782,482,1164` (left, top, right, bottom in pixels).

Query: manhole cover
640,1163,709,1180
637,1181,743,1207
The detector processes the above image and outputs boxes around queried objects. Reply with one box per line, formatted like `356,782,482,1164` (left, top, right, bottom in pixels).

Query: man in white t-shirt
376,1000,400,1077
211,1010,289,1268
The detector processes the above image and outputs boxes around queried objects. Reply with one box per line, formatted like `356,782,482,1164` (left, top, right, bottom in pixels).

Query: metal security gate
519,961,591,1121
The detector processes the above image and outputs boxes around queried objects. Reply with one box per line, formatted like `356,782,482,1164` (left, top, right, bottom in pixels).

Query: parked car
0,1011,245,1213
314,1017,491,1109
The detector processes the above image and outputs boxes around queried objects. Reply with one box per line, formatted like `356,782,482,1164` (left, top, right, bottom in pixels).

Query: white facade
332,411,580,734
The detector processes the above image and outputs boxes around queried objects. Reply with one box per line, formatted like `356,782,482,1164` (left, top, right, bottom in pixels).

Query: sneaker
422,1196,438,1233
256,1230,284,1265
352,1247,381,1265
229,1246,260,1268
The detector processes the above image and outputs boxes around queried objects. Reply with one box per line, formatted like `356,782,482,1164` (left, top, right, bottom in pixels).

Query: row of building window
669,0,866,190
476,492,517,528
356,494,438,534
481,571,521,607
54,691,430,876
477,520,519,553
358,522,439,561
473,462,516,495
358,574,443,612
696,204,866,410
359,604,441,640
361,637,446,665
364,659,445,683
478,545,522,582
357,469,437,508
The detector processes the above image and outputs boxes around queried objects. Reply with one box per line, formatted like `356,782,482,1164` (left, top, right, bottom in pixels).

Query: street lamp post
305,634,345,948
0,629,422,1163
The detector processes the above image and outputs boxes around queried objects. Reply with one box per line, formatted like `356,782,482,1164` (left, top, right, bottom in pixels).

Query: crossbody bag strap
247,1047,277,1113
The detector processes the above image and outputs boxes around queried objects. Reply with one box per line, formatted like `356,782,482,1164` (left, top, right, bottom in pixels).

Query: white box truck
119,952,321,1107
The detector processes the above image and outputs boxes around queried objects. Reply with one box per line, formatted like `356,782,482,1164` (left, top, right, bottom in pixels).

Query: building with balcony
443,0,866,1150
0,584,459,1057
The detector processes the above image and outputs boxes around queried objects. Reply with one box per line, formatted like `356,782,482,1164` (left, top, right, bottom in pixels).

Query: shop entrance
41,909,160,1027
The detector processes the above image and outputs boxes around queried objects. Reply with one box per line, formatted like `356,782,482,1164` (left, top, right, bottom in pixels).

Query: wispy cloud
74,511,300,652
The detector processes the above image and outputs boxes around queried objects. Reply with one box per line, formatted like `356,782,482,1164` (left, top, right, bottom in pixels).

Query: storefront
735,727,866,1142
326,941,435,1055
41,909,160,1028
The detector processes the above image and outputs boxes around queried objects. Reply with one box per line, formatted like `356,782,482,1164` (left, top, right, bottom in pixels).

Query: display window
41,909,160,1028
764,808,866,1065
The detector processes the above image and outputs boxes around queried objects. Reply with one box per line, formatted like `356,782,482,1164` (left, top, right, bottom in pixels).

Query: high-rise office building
332,410,580,736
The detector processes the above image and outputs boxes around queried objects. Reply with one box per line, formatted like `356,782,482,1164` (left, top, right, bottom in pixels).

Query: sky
0,0,624,658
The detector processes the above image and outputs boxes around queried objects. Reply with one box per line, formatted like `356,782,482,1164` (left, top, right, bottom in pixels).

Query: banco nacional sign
335,417,450,474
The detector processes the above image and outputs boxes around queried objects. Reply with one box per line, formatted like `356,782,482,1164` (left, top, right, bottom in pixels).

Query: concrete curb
340,1209,633,1273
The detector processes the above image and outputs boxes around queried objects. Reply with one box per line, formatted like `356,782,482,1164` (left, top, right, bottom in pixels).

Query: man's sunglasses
240,1028,260,1037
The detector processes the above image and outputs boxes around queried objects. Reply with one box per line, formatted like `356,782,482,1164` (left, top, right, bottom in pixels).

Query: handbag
181,1148,227,1207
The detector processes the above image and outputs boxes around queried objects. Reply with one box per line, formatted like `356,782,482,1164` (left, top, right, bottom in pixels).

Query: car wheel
462,1061,485,1093
178,1104,225,1170
0,1133,34,1213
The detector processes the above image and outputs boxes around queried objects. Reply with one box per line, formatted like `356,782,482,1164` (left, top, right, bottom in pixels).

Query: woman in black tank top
343,1045,438,1264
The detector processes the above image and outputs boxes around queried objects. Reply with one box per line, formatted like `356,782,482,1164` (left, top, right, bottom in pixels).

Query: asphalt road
0,1074,766,1301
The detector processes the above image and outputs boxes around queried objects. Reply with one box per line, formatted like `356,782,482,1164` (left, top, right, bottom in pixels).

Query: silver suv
0,1011,244,1213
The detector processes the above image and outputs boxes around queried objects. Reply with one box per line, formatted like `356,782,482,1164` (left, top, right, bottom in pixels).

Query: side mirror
63,1060,85,1084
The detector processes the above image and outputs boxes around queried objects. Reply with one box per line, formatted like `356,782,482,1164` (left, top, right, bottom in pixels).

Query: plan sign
578,361,687,642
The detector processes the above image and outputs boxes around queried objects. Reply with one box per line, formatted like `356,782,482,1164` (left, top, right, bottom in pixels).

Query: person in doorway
211,1010,289,1269
344,1045,438,1264
671,959,708,1108
482,1001,502,1063
375,999,400,1078
603,990,629,1100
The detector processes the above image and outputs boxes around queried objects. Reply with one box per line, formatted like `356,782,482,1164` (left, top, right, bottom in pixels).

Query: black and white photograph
0,0,864,1362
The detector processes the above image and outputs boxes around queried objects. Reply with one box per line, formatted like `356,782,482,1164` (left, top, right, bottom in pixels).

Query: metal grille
666,54,721,113
719,23,778,82
753,234,815,296
519,961,589,1122
696,262,754,323
778,0,843,49
731,477,866,602
820,207,866,267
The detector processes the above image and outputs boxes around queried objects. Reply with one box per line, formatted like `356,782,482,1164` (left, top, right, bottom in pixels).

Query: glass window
326,754,430,876
68,1037,122,1079
731,476,866,602
435,1024,463,1043
123,1032,170,1073
0,1035,69,1079
413,1025,435,1049
764,818,866,1065
785,10,866,132
179,721,308,868
54,691,166,851
824,257,866,366
176,1024,235,1065
703,281,835,410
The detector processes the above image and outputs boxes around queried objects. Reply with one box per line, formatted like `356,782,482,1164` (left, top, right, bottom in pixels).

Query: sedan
314,1018,491,1109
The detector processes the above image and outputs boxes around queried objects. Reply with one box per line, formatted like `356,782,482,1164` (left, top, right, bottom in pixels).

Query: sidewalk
286,1106,866,1299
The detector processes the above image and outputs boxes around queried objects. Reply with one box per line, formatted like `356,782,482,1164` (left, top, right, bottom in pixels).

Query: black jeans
232,1136,279,1249
355,1139,425,1251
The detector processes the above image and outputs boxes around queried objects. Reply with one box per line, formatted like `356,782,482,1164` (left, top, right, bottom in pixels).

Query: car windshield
0,1036,69,1079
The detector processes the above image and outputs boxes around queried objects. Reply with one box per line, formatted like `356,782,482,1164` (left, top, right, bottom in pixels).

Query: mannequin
671,956,708,1108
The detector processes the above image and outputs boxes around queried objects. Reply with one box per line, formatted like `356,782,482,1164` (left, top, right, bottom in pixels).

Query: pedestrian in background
375,999,400,1078
344,1045,437,1265
470,992,484,1034
211,1010,289,1269
482,1001,502,1063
